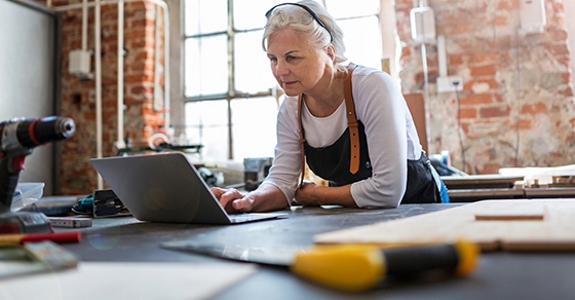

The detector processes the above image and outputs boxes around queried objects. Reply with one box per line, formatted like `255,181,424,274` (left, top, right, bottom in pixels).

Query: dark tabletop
57,203,575,300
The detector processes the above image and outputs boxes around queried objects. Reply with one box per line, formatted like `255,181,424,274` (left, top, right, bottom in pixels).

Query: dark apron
304,120,439,204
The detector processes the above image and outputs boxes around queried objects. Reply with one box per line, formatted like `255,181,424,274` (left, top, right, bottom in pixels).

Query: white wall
0,0,58,194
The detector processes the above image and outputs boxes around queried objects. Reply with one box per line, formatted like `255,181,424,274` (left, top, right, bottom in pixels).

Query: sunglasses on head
265,2,334,43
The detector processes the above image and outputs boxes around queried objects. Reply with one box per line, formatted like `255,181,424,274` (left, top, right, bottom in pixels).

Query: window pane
340,16,383,70
234,30,276,93
231,97,278,162
185,35,229,97
326,0,379,18
185,100,229,162
233,0,275,30
185,0,228,35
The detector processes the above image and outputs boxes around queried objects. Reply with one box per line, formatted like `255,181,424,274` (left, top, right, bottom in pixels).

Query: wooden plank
475,214,544,221
313,199,575,251
474,204,545,220
403,93,427,154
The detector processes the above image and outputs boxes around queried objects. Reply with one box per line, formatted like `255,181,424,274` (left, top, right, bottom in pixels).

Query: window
182,0,382,163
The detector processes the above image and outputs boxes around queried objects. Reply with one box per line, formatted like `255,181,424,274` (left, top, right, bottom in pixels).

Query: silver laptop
90,152,286,225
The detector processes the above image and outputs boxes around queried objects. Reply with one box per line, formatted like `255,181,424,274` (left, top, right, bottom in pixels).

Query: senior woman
211,1,444,213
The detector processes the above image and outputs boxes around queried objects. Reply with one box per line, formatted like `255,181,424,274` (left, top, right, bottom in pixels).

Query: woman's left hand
294,182,358,208
294,182,321,206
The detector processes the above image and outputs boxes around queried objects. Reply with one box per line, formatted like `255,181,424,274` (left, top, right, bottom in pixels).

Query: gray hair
262,1,347,63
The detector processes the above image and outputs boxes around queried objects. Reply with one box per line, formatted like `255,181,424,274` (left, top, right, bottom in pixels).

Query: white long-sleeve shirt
261,65,422,208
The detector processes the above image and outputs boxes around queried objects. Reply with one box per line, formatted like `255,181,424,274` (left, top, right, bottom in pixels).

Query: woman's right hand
210,187,245,214
211,184,289,213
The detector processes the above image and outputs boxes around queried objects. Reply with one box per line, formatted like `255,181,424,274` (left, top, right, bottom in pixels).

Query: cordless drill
0,116,76,233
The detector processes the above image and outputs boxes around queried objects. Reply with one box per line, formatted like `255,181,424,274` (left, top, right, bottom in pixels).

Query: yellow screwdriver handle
290,240,479,292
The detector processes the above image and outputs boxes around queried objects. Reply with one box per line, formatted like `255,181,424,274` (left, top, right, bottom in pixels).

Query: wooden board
314,199,575,251
403,93,428,154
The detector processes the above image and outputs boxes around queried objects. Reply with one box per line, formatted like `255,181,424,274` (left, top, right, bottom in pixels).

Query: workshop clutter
11,182,44,212
244,157,273,191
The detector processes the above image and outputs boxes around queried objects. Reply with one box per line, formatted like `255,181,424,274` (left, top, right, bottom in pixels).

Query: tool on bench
0,116,76,234
0,231,81,246
162,239,479,291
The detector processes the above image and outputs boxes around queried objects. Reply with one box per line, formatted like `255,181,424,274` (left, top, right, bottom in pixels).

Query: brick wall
40,0,165,195
396,0,574,174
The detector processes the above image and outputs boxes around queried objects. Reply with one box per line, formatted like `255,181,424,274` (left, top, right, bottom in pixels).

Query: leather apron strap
344,63,359,174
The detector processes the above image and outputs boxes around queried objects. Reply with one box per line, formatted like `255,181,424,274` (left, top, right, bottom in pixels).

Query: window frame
168,0,397,161
180,0,277,160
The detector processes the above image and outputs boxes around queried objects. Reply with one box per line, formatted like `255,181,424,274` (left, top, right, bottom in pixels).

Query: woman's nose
273,60,289,76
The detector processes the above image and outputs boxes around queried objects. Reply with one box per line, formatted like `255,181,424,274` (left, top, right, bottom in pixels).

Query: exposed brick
559,87,574,97
547,29,568,42
458,108,477,119
135,51,155,61
477,78,499,89
516,119,532,129
126,1,146,10
463,80,474,91
124,74,148,83
557,55,570,67
142,106,154,116
521,102,548,115
461,93,494,105
460,122,470,134
123,29,147,40
130,85,153,95
84,111,95,121
547,43,570,56
494,36,512,48
415,70,438,85
470,65,497,77
480,105,511,118
474,52,497,64
475,148,497,160
449,54,464,65
552,0,565,10
497,0,519,11
561,72,571,84
494,15,509,26
477,163,501,174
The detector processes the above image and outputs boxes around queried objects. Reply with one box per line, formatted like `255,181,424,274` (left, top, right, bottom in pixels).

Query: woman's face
266,28,330,96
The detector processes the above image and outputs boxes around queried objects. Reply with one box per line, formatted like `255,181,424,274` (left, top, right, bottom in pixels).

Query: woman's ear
325,44,336,62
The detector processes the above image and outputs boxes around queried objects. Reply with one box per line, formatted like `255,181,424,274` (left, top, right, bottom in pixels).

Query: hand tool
48,217,93,228
0,231,81,246
0,116,76,233
162,239,479,291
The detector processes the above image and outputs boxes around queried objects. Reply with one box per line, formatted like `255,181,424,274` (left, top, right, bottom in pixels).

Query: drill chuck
14,116,76,148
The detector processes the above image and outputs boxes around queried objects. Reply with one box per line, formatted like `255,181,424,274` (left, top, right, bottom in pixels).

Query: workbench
443,174,575,202
49,202,575,299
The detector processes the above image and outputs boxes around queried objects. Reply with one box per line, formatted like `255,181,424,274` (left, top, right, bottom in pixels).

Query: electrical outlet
437,75,463,93
69,49,92,78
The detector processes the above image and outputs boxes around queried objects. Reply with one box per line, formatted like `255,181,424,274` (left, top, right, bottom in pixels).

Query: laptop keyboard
228,213,287,223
